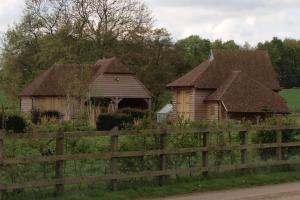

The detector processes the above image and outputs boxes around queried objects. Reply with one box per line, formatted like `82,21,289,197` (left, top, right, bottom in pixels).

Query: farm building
20,57,152,122
167,49,289,122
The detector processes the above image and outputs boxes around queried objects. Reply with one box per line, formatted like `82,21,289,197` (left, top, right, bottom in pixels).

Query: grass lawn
280,88,300,112
4,167,298,200
39,167,300,200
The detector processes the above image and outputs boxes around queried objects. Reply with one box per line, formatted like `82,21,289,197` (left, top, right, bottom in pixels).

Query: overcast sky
0,0,300,45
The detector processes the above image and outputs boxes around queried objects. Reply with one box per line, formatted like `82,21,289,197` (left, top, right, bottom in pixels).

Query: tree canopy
0,0,299,110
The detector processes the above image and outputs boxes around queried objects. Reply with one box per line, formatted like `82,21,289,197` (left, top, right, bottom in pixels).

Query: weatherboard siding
193,89,214,120
206,102,219,120
21,97,33,112
90,74,151,98
170,88,219,121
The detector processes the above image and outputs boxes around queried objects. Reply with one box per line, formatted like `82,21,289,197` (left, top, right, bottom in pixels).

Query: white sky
0,0,25,39
144,0,300,45
1,0,300,45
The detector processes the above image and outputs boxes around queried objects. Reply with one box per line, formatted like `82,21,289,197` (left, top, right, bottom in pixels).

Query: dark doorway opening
119,98,148,110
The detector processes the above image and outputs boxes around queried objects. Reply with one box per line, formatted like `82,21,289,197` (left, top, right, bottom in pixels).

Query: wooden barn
167,49,289,122
20,57,152,121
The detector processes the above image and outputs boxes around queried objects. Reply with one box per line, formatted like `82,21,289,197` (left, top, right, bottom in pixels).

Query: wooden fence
1,126,300,199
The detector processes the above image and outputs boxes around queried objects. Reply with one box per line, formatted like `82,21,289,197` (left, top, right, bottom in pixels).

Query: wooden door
176,89,190,120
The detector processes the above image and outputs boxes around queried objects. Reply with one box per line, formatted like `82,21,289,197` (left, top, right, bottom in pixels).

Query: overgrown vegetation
0,0,300,199
1,115,300,199
40,168,300,200
96,108,150,130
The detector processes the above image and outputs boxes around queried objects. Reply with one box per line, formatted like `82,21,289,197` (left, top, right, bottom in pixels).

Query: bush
31,110,41,124
5,115,26,133
31,110,61,124
118,108,148,119
96,113,133,131
41,110,61,119
254,129,300,160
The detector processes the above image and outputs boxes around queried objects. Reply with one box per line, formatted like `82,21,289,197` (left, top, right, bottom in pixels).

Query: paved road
152,181,300,200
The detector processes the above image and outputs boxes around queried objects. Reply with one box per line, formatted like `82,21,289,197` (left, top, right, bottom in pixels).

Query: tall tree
175,35,211,75
0,0,176,110
257,37,300,88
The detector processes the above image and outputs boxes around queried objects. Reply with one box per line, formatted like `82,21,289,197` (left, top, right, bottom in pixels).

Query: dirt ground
151,181,300,200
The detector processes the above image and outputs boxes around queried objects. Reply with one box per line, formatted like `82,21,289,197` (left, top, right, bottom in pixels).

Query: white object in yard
157,104,173,123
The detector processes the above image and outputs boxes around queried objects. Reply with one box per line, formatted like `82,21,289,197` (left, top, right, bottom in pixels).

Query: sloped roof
205,71,289,113
20,64,96,96
166,60,211,87
20,57,142,97
157,104,173,114
167,49,281,90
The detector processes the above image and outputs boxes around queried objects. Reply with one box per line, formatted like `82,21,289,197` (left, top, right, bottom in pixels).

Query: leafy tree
211,39,240,49
175,35,211,75
257,37,300,88
0,0,175,111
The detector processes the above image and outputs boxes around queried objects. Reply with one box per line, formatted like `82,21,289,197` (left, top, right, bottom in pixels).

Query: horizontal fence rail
1,126,300,198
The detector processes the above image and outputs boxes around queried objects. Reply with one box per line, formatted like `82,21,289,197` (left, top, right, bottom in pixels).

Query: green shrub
31,110,41,124
5,115,26,133
97,113,132,130
31,110,61,124
41,110,61,119
254,129,300,160
118,108,148,119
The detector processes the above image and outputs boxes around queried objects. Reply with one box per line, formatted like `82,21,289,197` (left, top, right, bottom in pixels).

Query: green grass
46,167,300,200
280,88,300,112
47,168,300,200
6,167,300,200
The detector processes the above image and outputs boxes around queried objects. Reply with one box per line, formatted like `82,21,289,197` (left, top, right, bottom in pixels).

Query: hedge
31,110,61,124
96,113,133,131
5,115,26,133
117,108,148,119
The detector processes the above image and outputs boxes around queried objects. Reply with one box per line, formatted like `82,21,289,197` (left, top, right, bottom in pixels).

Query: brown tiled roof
205,71,289,113
166,60,211,87
20,57,135,96
167,49,281,90
20,64,96,96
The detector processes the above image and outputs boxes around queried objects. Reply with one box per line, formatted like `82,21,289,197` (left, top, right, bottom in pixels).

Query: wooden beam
240,131,248,165
202,132,209,176
55,128,64,196
158,129,167,186
4,126,300,140
276,130,283,160
145,98,152,110
111,127,119,191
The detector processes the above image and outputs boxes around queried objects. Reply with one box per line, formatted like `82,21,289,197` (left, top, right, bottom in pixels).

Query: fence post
0,130,4,200
111,127,119,191
158,129,167,186
240,131,248,166
55,128,64,196
276,130,283,161
202,132,209,177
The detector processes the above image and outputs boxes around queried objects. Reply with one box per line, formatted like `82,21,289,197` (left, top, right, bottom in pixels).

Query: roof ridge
191,60,211,86
205,70,241,101
217,70,241,99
